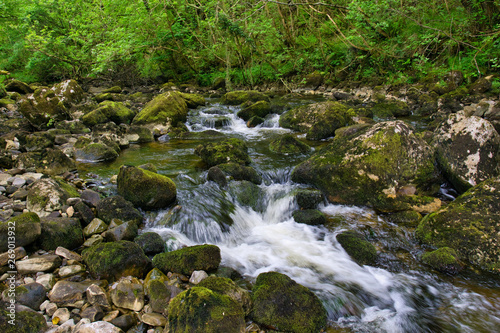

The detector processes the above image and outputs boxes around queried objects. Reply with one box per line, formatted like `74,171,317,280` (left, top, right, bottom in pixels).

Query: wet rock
250,271,327,333
0,247,26,266
178,92,206,108
134,232,165,255
1,282,46,310
0,212,41,252
16,255,62,274
125,125,154,143
221,90,270,105
295,189,323,209
247,115,265,127
102,221,138,242
83,218,108,237
82,101,135,127
38,217,83,251
0,302,47,333
117,165,176,210
292,209,327,226
385,210,422,227
195,138,251,167
86,284,112,309
81,305,104,322
237,100,272,121
75,143,119,163
59,264,85,278
269,134,311,154
167,286,245,333
218,162,262,184
152,244,221,276
189,270,208,284
27,178,71,217
336,231,377,266
421,247,463,275
207,166,227,187
110,278,144,311
83,240,151,281
434,111,499,193
227,180,265,212
80,189,101,208
96,195,143,226
198,276,252,315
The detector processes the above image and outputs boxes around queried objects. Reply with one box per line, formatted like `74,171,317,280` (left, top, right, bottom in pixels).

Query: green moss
37,217,83,251
237,100,271,121
0,304,47,333
132,91,188,126
221,90,270,105
0,212,41,252
55,177,80,198
74,136,92,149
195,138,251,167
198,276,252,315
152,244,221,276
178,92,206,108
218,162,262,184
292,209,327,226
421,247,463,274
269,134,311,154
336,231,377,265
371,100,410,119
75,143,119,162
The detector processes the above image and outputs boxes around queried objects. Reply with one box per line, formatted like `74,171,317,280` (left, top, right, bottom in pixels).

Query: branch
263,0,347,10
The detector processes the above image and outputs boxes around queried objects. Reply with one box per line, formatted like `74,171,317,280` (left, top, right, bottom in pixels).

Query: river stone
198,276,252,316
81,305,105,322
52,79,84,107
167,286,245,333
1,282,46,310
74,201,95,226
416,176,500,273
5,79,33,94
0,302,47,333
110,278,144,312
87,284,112,309
336,231,378,266
221,90,270,105
38,217,83,251
18,87,69,130
207,166,227,187
80,189,101,207
83,240,151,281
96,195,143,226
250,271,327,333
218,162,262,184
152,244,221,276
0,247,26,266
295,189,323,209
421,247,463,275
292,209,327,226
36,273,56,291
433,111,500,193
83,218,108,237
227,180,265,212
292,120,439,212
16,255,62,274
117,165,176,210
82,101,135,127
49,280,107,305
59,264,85,278
141,313,167,327
237,100,271,121
27,178,70,217
189,270,208,284
178,92,206,108
269,134,311,154
102,221,138,242
75,143,119,163
144,268,169,294
134,232,165,255
110,314,137,332
52,307,71,324
73,321,124,333
0,212,41,252
146,279,170,314
195,138,251,167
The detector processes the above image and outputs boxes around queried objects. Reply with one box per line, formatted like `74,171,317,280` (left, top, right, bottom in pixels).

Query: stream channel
78,97,500,333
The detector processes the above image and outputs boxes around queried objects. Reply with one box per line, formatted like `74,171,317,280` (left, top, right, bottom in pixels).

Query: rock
44,302,58,316
102,221,138,242
75,143,119,163
0,302,47,333
117,165,176,210
434,112,500,193
227,180,264,212
16,255,62,274
110,278,144,311
80,189,101,207
5,80,33,94
59,264,85,278
0,247,26,266
178,92,206,108
292,121,439,212
82,101,135,127
1,282,46,310
468,77,492,94
237,100,272,121
96,196,143,226
27,179,71,217
421,247,463,275
22,132,55,152
218,162,262,184
295,189,323,209
36,273,56,291
49,280,107,305
167,286,245,333
141,313,167,327
0,212,41,252
83,218,108,237
416,176,500,273
189,270,208,284
250,271,327,333
336,231,377,266
86,284,112,309
83,240,151,281
16,149,76,176
52,307,71,324
385,210,422,227
37,217,83,251
303,71,323,88
292,209,327,225
110,314,137,332
269,134,311,154
152,244,221,276
221,90,270,105
73,321,124,333
132,91,188,135
18,87,69,130
247,115,265,127
371,100,410,119
195,138,250,167
146,279,171,314
125,125,154,143
52,79,84,107
74,201,95,226
198,276,252,315
207,166,227,187
81,305,104,322
134,232,165,255
103,86,123,94
279,101,356,140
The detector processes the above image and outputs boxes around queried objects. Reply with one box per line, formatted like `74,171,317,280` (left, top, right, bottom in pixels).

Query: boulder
227,180,265,212
82,101,135,127
4,80,33,94
125,125,154,143
295,189,323,209
37,217,83,251
370,100,410,119
134,232,165,255
251,272,327,333
416,176,500,273
195,138,251,167
198,276,252,315
22,132,55,152
102,221,138,242
96,195,143,226
18,87,69,130
1,282,46,310
152,244,221,276
468,77,492,94
421,247,463,275
83,240,151,281
336,231,377,266
269,134,311,154
207,166,227,187
16,255,62,274
292,209,327,226
0,212,41,252
52,79,84,107
221,90,270,105
237,100,271,121
117,165,176,210
178,92,206,108
167,286,245,333
434,112,500,193
49,280,107,305
218,162,262,184
292,121,439,212
27,178,72,216
74,142,119,163
0,302,47,333
16,148,77,176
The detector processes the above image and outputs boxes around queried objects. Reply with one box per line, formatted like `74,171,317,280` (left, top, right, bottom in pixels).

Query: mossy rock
178,92,206,108
82,240,151,281
102,86,122,94
15,149,77,176
117,165,176,210
269,134,311,154
152,244,221,276
22,132,55,152
237,100,271,121
195,138,251,167
26,179,71,216
74,136,92,149
421,247,463,275
95,92,126,103
37,217,83,251
292,209,327,226
82,101,135,127
0,302,47,333
385,210,422,227
295,189,323,209
18,88,69,130
96,195,143,226
52,79,84,107
170,129,227,140
370,100,410,119
218,162,262,184
74,142,119,162
221,90,270,105
0,85,7,98
198,276,252,315
292,121,439,212
468,77,492,94
247,116,265,128
416,176,500,273
134,232,165,255
138,163,158,173
336,231,377,266
227,180,265,212
167,286,245,333
5,80,33,94
280,101,356,140
0,98,15,107
303,71,323,88
334,123,373,138
251,271,327,333
0,212,41,252
126,125,154,143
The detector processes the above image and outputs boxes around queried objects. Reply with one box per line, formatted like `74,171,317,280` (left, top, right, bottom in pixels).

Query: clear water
78,100,500,332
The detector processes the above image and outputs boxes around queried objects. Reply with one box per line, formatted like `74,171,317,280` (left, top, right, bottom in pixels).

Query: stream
78,98,500,333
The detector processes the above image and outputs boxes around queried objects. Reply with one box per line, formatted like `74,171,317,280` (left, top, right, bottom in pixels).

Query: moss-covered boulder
170,129,227,140
152,244,221,276
52,79,84,107
251,271,327,333
416,177,500,273
421,247,463,275
336,231,377,266
96,195,143,226
18,87,69,130
0,212,41,252
37,217,83,251
4,80,33,94
247,116,265,128
0,302,47,333
292,209,327,226
82,240,151,281
237,100,271,121
117,165,176,210
75,142,119,163
125,125,154,143
434,112,500,193
195,138,251,167
178,92,206,108
132,91,188,135
280,101,356,140
198,276,252,315
218,162,262,184
22,132,55,152
269,134,311,154
16,148,76,176
167,286,245,333
385,210,422,227
26,178,71,217
468,77,492,94
221,90,270,105
292,121,439,212
0,98,15,107
227,180,265,212
82,101,135,127
0,85,6,99
295,189,323,209
370,100,410,119
134,232,165,255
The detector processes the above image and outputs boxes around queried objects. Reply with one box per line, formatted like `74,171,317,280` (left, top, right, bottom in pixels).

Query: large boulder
221,90,270,105
269,134,311,154
416,176,500,273
218,162,262,184
251,271,327,333
237,101,272,121
18,87,70,130
167,286,245,333
96,195,143,226
292,121,439,212
132,91,188,135
37,217,83,251
74,142,119,163
51,79,84,107
82,240,151,281
82,101,135,127
198,276,252,315
0,302,47,333
16,148,76,176
0,212,41,252
152,244,221,276
178,92,206,108
117,165,176,210
280,101,357,140
27,178,71,217
195,138,251,167
434,112,500,193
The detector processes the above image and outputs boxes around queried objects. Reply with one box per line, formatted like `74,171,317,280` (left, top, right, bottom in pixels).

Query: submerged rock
195,138,251,167
152,244,221,276
292,209,327,226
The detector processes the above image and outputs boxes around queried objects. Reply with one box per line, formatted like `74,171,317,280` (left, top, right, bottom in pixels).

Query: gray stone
16,255,62,274
0,246,26,266
49,280,107,305
83,218,108,237
189,270,208,285
80,190,101,208
86,284,112,309
55,247,82,261
141,313,167,327
36,273,56,290
52,307,71,324
2,282,46,310
110,278,144,311
73,321,124,333
81,305,104,322
102,221,138,242
58,264,85,278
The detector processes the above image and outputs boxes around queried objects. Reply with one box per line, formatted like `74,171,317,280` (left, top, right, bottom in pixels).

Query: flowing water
78,99,500,333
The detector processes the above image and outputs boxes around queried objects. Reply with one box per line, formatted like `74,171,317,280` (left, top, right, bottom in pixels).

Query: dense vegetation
1,0,499,87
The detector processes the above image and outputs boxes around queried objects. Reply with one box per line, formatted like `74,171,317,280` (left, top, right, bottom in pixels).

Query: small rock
86,284,112,308
83,218,108,237
73,321,123,333
59,264,85,278
16,255,62,274
36,273,56,290
46,302,58,316
189,270,208,284
110,278,144,311
49,280,107,306
141,313,167,327
0,246,26,266
55,247,82,261
80,189,101,208
83,234,103,247
52,307,71,324
80,305,104,322
102,310,120,322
